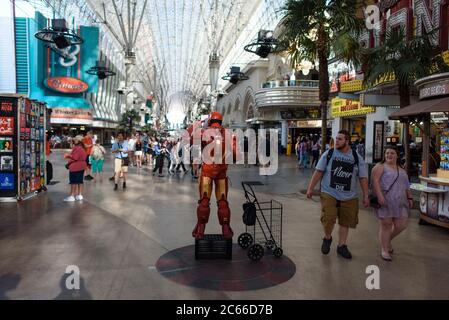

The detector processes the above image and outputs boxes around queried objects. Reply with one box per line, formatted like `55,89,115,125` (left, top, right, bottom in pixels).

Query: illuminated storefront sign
288,120,323,128
331,98,375,118
45,77,89,93
419,80,449,99
50,107,93,125
340,80,364,93
361,0,449,51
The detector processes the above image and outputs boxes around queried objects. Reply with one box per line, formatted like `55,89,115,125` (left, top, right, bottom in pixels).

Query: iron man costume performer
188,112,235,240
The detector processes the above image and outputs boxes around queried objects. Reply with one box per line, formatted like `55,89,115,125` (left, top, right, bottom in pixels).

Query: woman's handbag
370,166,400,209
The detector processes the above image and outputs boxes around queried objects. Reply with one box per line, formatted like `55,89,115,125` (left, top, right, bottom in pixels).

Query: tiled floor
0,150,448,299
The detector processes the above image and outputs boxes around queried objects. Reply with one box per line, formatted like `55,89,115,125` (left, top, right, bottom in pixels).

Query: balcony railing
256,80,320,108
261,80,319,89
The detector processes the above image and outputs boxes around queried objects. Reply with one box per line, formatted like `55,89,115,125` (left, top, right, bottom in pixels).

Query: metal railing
261,80,319,89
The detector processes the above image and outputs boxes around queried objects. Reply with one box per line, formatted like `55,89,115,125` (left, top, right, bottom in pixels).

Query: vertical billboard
27,12,99,125
0,97,18,198
0,1,17,93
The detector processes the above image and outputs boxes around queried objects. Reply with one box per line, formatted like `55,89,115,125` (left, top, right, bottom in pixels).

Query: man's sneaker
158,174,164,177
64,196,76,202
321,237,332,255
75,195,84,201
337,245,352,260
114,184,118,191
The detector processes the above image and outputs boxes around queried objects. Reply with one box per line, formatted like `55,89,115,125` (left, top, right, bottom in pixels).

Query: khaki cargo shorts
114,158,129,173
320,193,359,234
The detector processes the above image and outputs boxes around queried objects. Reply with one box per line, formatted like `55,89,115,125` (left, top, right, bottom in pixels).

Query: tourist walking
63,135,87,202
111,132,129,191
306,130,370,260
311,137,320,168
82,131,94,180
298,137,308,169
168,141,179,174
176,141,188,173
370,146,412,261
90,142,106,182
152,142,166,177
135,135,143,168
128,134,136,167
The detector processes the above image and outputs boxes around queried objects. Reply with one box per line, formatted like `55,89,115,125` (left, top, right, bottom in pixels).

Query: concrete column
422,114,431,177
281,120,288,148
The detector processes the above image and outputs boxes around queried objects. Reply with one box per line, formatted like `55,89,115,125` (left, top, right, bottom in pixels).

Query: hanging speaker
53,34,71,49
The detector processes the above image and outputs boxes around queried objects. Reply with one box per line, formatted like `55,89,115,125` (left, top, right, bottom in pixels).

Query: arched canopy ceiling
86,0,262,113
14,0,286,115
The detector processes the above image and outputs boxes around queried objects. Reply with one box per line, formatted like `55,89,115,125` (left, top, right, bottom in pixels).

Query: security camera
117,81,127,95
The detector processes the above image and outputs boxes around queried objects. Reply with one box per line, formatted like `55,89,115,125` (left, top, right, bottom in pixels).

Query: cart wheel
265,240,275,250
248,244,264,261
238,233,253,249
273,247,283,258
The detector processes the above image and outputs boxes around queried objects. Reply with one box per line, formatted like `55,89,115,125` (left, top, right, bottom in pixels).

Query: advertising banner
0,173,14,190
0,96,17,198
331,98,376,118
28,12,99,125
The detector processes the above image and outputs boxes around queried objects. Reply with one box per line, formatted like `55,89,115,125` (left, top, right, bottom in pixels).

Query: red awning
389,96,449,119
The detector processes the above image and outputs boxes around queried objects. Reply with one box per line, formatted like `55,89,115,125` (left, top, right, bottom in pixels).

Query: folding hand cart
238,181,283,261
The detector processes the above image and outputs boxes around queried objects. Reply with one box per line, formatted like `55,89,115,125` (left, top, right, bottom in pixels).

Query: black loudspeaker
256,44,271,58
230,66,241,74
51,19,68,31
97,71,107,80
230,74,239,85
53,34,71,49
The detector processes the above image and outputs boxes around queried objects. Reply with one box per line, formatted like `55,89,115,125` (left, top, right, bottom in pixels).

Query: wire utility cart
238,181,283,261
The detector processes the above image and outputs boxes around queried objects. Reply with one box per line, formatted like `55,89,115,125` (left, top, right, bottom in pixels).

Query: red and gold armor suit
188,112,235,239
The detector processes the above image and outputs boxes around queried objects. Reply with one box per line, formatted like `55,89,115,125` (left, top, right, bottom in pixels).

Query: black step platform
195,234,232,260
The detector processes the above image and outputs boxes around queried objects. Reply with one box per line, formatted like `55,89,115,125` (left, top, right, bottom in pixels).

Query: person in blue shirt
111,132,130,190
306,130,369,260
152,141,167,177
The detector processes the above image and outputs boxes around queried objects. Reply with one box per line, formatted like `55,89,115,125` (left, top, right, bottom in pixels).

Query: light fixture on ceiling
222,66,249,85
244,30,287,58
35,19,83,50
86,60,116,80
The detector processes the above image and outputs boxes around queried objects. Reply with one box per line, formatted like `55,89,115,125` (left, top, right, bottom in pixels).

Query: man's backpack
326,148,359,167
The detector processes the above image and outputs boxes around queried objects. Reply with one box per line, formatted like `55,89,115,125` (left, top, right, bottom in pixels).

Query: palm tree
362,27,449,171
118,109,141,134
281,0,364,153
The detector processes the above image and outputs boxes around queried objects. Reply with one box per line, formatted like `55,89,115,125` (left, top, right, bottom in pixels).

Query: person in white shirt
128,134,136,167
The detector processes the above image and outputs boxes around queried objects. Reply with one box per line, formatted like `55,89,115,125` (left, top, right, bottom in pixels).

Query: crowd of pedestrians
60,128,412,263
62,130,203,200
